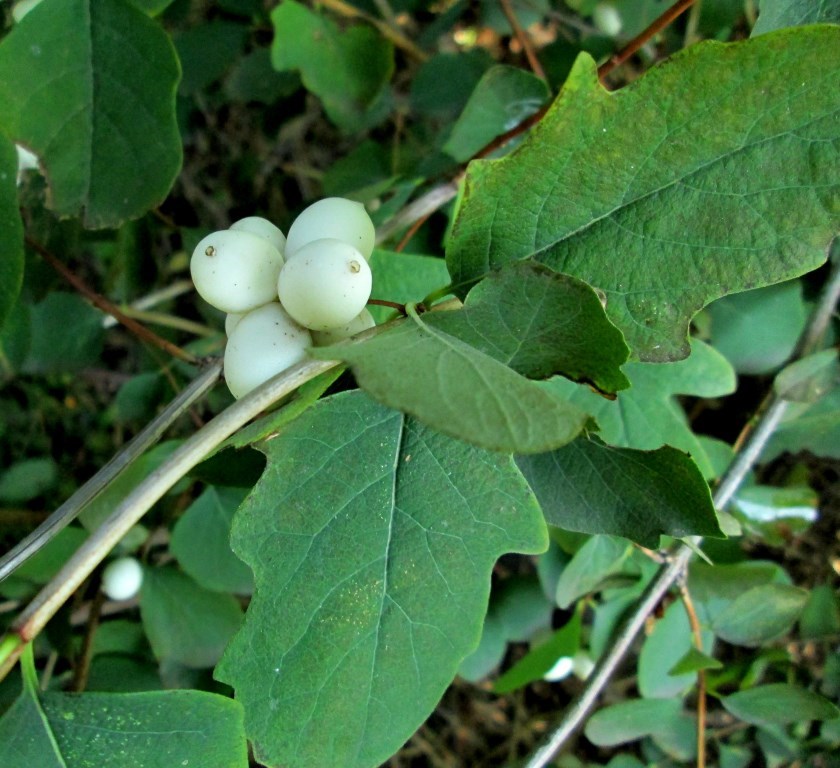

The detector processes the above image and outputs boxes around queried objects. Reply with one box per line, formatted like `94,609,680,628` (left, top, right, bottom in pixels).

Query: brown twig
679,579,707,768
70,588,105,693
394,211,431,253
317,0,428,62
498,0,547,80
26,237,200,366
598,0,697,80
368,298,408,314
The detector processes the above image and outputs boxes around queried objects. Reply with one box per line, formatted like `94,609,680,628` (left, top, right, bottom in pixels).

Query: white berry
593,3,622,36
285,198,375,260
224,303,312,399
311,308,376,346
230,216,287,256
278,239,372,331
225,312,244,336
101,557,144,601
190,229,284,313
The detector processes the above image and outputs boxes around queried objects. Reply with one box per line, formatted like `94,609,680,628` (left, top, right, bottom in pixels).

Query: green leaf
271,0,393,132
0,137,24,331
140,565,243,668
0,0,182,228
173,20,248,95
443,65,549,162
584,697,685,746
0,646,247,766
638,600,715,698
310,309,590,454
774,348,839,404
493,611,582,693
410,50,494,119
723,683,840,725
752,0,840,36
368,249,451,324
517,435,721,548
447,29,840,360
799,584,840,640
712,583,808,646
0,457,58,504
668,646,723,677
544,340,735,478
707,281,807,375
23,293,104,375
764,387,840,460
554,535,633,609
457,609,506,683
171,486,254,595
215,390,547,768
427,262,630,392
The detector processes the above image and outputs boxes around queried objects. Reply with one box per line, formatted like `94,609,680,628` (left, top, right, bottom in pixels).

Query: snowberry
225,312,244,336
230,216,287,256
224,303,312,399
101,556,144,601
311,308,376,346
277,238,372,331
593,3,622,36
190,229,284,313
285,197,375,261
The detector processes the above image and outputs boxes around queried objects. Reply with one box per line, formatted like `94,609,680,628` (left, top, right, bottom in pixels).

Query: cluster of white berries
190,198,376,399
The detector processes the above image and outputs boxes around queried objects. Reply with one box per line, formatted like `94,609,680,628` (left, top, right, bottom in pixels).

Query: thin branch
522,254,840,768
70,589,105,693
0,357,341,682
498,0,547,80
27,237,200,365
317,0,428,62
394,211,431,253
100,280,194,329
374,181,460,246
598,0,697,80
0,361,223,583
679,579,707,768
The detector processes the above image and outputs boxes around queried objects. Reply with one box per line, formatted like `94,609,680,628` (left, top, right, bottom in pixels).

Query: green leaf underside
0,0,182,228
711,583,808,646
0,136,24,330
585,698,685,746
517,435,721,548
752,0,840,36
722,683,840,725
554,535,633,609
215,390,547,768
0,647,247,767
311,309,591,454
447,27,840,361
544,339,735,478
427,262,630,393
271,0,394,132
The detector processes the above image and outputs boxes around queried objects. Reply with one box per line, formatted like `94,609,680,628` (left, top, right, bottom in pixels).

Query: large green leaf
271,0,393,132
215,390,547,768
0,0,182,228
0,646,247,766
447,28,840,361
752,0,840,35
310,309,590,454
544,340,735,478
517,435,721,547
0,137,24,331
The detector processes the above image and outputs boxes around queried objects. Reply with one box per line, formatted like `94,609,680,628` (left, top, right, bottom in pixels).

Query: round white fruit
190,229,284,313
101,557,144,601
277,238,372,331
311,308,376,346
593,3,622,36
224,303,312,399
285,197,375,260
230,216,287,256
12,0,43,22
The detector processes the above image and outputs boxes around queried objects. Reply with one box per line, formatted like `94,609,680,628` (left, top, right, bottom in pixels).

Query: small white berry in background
230,216,287,256
190,229,284,313
311,308,376,346
592,2,622,36
224,303,312,399
278,238,372,331
285,197,375,261
101,557,144,601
